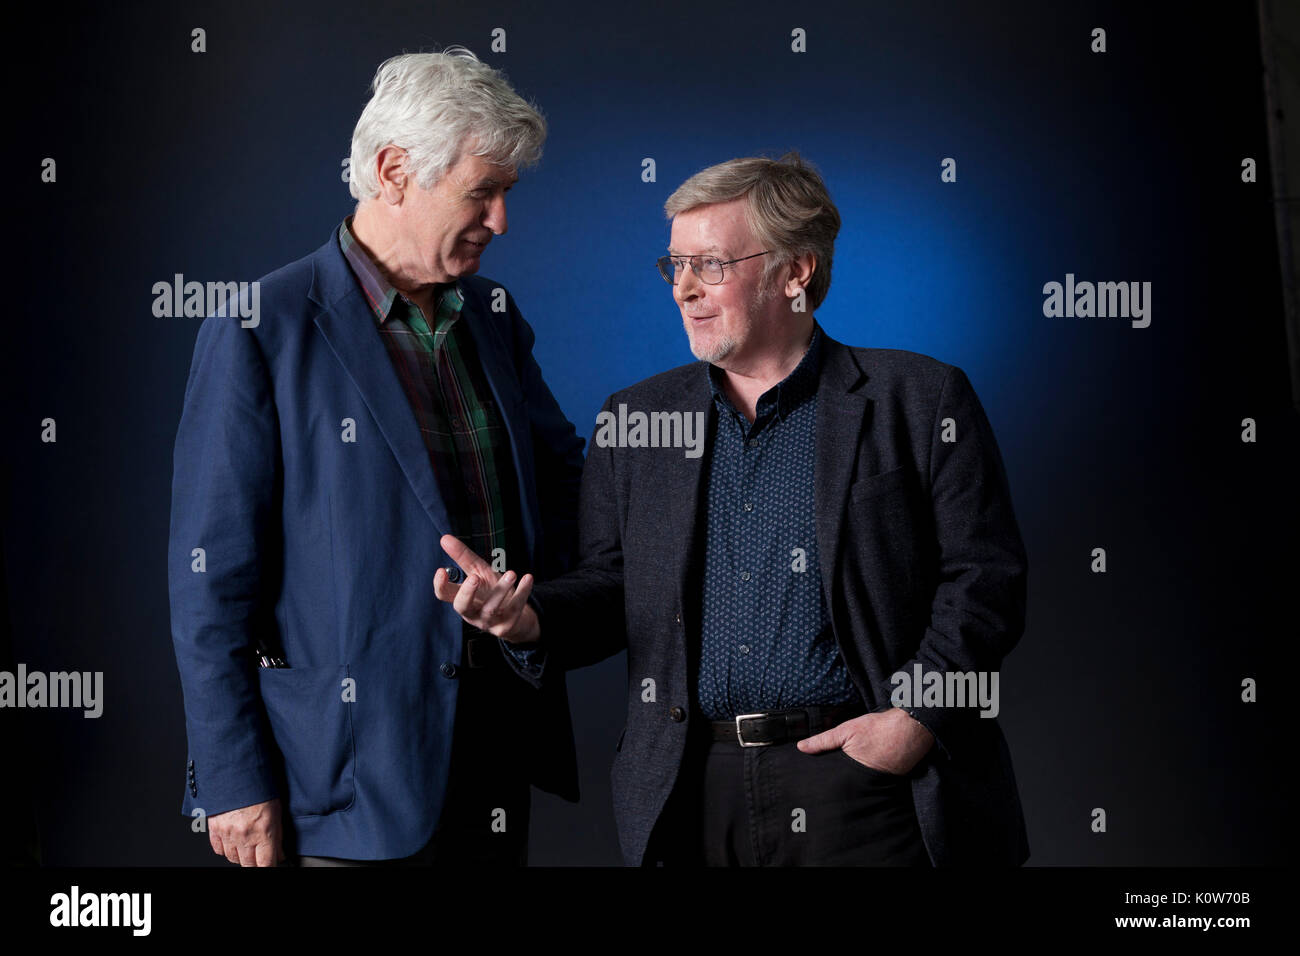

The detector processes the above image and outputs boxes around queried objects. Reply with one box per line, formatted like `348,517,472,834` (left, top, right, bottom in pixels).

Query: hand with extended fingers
432,534,541,644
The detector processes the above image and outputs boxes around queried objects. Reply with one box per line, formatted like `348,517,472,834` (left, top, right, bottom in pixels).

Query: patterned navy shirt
695,326,859,720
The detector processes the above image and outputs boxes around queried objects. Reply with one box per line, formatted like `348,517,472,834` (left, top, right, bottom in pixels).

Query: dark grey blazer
528,328,1030,866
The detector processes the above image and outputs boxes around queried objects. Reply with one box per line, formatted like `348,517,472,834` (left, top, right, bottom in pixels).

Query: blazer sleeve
167,312,281,817
883,364,1028,760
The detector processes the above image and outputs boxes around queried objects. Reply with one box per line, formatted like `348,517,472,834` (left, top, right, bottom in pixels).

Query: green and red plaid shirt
337,216,524,570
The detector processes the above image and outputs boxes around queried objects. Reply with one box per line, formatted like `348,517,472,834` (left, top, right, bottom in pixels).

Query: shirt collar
706,323,824,422
337,215,462,324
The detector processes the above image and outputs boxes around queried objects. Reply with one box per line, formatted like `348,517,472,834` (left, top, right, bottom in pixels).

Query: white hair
348,46,546,200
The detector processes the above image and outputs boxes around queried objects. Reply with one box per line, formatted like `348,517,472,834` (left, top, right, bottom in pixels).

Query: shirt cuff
499,636,546,677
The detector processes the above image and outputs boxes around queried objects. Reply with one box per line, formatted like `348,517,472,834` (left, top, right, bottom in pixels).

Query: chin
688,333,735,364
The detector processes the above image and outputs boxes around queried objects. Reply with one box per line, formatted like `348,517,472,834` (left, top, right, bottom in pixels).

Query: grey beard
686,325,737,363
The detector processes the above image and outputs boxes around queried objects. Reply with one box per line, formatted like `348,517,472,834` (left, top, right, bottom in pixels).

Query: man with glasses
436,151,1030,866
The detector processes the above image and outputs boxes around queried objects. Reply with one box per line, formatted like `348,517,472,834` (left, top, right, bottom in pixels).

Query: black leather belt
711,702,866,747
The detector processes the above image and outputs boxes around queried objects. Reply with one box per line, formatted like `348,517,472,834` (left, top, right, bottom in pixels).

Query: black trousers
292,655,530,868
647,723,932,866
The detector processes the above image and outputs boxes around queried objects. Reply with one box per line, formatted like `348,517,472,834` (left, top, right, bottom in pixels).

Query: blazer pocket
258,664,356,817
849,465,907,505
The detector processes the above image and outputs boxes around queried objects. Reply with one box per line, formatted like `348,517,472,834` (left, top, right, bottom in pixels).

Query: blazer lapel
814,333,871,619
661,366,715,629
307,237,452,538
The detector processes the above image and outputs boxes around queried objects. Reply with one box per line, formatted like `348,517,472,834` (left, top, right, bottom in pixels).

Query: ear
784,252,816,298
374,145,410,204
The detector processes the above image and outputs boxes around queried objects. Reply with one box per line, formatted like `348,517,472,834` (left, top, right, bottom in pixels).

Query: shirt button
740,571,751,582
668,706,686,722
747,439,759,448
739,644,750,655
440,661,457,678
452,418,463,428
743,502,754,512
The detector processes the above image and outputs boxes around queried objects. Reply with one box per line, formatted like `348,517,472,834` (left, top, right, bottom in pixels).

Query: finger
236,843,257,867
476,570,518,622
255,839,276,868
432,567,461,603
453,574,484,620
440,534,495,583
796,726,844,753
210,831,225,858
501,573,534,619
224,842,242,865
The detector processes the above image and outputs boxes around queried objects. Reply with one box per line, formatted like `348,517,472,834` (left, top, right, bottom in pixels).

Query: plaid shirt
337,216,524,569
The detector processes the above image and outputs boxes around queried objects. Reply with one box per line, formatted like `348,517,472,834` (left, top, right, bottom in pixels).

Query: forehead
452,150,518,184
668,198,752,253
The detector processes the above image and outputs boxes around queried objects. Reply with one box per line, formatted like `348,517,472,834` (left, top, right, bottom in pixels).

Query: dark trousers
292,656,530,868
647,724,932,866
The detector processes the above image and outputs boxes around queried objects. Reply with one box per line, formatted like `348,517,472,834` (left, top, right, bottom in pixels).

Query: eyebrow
472,176,517,189
666,245,724,256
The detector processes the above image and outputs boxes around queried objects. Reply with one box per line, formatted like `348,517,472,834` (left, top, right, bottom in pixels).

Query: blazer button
674,613,681,625
669,706,685,722
440,661,457,678
445,566,464,584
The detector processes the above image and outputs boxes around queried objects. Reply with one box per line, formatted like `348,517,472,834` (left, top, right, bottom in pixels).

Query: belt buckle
734,712,773,747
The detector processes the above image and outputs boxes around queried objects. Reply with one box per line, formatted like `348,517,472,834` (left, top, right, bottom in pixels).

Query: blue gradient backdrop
4,0,1296,865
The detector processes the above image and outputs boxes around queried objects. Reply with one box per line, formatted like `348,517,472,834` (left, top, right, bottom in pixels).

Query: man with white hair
168,47,584,867
437,152,1030,867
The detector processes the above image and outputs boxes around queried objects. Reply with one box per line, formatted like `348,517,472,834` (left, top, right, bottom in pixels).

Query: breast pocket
258,664,356,817
849,465,908,505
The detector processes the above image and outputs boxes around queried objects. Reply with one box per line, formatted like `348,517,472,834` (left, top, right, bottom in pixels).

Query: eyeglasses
656,251,770,285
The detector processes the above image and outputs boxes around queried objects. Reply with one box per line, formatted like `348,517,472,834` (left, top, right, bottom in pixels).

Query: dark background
3,0,1295,865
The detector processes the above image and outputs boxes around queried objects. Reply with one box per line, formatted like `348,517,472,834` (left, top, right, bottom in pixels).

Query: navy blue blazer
168,231,585,860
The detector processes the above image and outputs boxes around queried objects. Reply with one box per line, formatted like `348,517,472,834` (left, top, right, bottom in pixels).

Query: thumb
797,726,846,753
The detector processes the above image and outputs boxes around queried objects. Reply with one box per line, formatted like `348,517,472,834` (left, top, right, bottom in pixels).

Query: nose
484,193,508,235
675,261,702,303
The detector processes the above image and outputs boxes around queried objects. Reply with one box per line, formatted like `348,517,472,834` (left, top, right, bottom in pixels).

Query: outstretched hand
432,534,540,644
